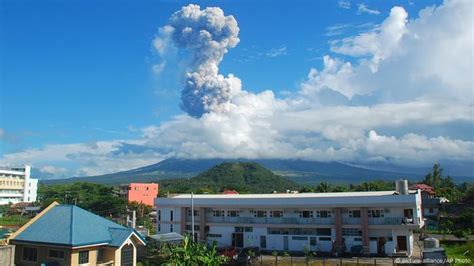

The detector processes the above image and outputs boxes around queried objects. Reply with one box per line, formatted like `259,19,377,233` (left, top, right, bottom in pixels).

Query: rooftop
169,190,399,199
11,203,145,248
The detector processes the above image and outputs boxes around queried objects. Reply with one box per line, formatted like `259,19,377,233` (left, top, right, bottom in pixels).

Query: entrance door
377,237,386,254
283,236,289,251
397,236,407,251
260,235,267,249
232,233,244,248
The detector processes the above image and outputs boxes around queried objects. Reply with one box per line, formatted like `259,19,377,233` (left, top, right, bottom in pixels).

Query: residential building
0,165,38,205
119,183,159,207
156,180,424,257
8,202,146,266
410,184,442,217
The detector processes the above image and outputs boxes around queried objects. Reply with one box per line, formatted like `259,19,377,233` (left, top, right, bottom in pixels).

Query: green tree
161,235,226,265
315,182,331,192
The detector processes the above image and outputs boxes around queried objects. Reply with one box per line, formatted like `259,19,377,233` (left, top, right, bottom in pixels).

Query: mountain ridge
41,158,427,185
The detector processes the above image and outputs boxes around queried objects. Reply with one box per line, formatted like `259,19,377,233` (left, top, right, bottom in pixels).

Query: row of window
267,228,332,236
23,247,88,264
0,180,24,186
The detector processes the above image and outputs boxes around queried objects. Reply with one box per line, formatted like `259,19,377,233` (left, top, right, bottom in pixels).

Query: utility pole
191,192,195,241
132,210,136,229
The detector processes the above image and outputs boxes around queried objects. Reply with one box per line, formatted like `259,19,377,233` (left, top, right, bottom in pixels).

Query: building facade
156,185,424,257
119,183,159,207
0,165,38,205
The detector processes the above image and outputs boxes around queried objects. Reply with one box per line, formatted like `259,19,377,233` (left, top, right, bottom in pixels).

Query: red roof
411,184,436,194
222,190,239,195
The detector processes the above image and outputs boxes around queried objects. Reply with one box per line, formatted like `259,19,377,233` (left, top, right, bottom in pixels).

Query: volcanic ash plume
157,4,241,118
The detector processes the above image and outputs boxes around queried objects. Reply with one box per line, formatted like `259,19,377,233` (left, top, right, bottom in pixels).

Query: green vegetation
159,162,301,194
38,182,127,216
140,235,226,266
0,214,29,226
420,164,473,236
442,241,473,265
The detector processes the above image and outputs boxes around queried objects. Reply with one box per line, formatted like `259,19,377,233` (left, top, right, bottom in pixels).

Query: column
180,207,187,234
361,207,370,254
335,208,342,245
199,207,206,242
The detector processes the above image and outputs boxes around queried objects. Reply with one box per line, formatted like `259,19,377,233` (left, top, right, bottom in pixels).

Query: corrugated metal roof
13,205,141,247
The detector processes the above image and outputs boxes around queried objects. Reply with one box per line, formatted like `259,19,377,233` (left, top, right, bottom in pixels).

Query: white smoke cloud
154,4,241,117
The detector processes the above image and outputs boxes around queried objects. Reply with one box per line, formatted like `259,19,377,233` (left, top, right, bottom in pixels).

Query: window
157,224,161,232
207,234,222,238
235,227,244,232
253,210,267,217
79,250,89,264
368,209,384,218
186,225,200,231
317,210,331,218
429,208,434,213
319,237,331,241
97,249,104,263
23,247,37,262
310,237,317,246
244,227,253,232
227,210,240,217
316,228,332,236
213,210,225,217
270,210,283,218
187,209,200,216
170,210,174,221
170,224,174,232
349,210,361,218
158,210,161,221
354,238,362,242
342,228,362,236
299,210,313,218
49,249,65,259
292,236,308,240
369,237,378,241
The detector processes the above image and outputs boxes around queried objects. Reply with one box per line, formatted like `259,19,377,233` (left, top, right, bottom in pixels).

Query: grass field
0,214,29,226
442,241,473,265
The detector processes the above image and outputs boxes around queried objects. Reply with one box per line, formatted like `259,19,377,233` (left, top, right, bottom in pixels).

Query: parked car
234,247,260,263
218,246,237,259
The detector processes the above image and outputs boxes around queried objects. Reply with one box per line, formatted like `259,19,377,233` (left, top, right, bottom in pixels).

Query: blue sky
1,0,472,178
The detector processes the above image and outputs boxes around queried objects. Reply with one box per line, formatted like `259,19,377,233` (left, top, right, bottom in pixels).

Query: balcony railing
206,216,334,225
368,217,417,225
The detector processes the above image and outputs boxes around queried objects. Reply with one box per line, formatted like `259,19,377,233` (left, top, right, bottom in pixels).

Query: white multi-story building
0,165,38,205
155,181,424,257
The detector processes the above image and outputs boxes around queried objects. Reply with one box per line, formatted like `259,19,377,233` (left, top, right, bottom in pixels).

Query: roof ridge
70,205,75,245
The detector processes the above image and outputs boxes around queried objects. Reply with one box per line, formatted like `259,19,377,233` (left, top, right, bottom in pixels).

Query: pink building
119,183,159,206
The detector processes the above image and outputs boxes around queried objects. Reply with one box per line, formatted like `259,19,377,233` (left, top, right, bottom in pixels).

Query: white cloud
331,6,408,72
358,4,381,15
152,62,166,75
266,47,288,58
338,0,351,9
0,140,165,178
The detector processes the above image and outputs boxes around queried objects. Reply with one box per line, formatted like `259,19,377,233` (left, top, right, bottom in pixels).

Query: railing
368,217,417,225
206,216,334,225
342,218,361,225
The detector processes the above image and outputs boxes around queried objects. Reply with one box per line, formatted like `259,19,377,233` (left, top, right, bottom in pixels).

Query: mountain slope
42,158,422,185
158,162,301,193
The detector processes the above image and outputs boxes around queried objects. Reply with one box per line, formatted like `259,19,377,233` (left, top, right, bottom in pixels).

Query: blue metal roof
13,205,142,247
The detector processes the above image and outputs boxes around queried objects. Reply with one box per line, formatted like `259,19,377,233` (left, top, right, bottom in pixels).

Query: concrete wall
0,245,15,266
